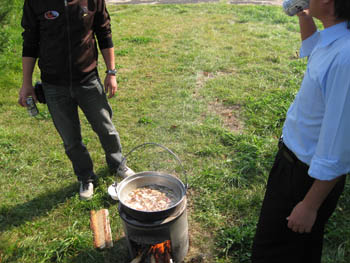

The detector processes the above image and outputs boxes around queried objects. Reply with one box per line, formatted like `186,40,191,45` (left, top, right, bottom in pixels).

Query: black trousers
251,142,346,263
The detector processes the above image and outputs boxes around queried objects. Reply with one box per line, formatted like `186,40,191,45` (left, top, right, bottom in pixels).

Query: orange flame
149,240,172,262
150,240,171,255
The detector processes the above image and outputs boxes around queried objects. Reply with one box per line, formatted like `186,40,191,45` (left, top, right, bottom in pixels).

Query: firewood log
130,246,150,263
90,209,113,249
130,254,143,263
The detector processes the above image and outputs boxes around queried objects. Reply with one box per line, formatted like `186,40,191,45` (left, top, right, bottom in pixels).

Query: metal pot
117,171,187,221
116,143,188,222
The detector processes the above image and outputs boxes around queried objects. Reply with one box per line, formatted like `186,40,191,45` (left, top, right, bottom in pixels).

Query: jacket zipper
64,0,73,91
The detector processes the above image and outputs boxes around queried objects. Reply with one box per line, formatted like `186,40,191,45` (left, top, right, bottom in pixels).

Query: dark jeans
251,142,346,263
43,78,123,182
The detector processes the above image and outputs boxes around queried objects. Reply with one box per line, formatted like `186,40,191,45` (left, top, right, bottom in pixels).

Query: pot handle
121,142,188,190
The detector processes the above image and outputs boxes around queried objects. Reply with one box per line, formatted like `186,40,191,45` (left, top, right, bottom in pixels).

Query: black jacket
21,0,114,85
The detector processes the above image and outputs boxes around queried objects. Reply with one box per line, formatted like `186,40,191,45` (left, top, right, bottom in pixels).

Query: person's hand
18,83,36,107
287,201,317,233
297,9,310,17
104,74,117,98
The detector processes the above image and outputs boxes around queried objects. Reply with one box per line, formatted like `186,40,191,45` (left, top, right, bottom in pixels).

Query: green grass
1,1,349,263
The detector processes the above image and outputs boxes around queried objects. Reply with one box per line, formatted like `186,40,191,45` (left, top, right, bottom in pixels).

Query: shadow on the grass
0,167,112,233
0,235,131,263
0,182,78,232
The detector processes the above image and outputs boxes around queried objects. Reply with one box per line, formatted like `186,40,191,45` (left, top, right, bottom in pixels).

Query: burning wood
130,246,150,263
150,240,173,263
130,254,143,263
164,245,171,263
130,255,142,263
130,253,144,263
131,241,173,263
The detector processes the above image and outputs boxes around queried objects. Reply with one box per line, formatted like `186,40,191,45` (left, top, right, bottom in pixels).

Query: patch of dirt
186,223,214,262
208,99,244,132
195,71,212,92
195,70,244,133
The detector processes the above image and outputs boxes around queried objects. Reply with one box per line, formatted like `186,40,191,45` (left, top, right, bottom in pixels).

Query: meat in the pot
124,185,177,212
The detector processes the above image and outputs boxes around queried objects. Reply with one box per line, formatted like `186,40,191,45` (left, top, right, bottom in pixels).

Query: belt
278,138,309,168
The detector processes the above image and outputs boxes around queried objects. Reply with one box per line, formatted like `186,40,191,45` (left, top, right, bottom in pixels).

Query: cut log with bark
90,209,113,249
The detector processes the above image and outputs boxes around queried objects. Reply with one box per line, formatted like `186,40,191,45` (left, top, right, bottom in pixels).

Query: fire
150,240,171,255
131,240,173,263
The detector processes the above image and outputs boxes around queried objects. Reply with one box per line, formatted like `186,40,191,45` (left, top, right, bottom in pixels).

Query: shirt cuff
299,32,319,58
308,156,348,181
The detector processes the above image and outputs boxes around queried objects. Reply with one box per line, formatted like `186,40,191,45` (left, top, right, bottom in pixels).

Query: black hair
334,0,350,21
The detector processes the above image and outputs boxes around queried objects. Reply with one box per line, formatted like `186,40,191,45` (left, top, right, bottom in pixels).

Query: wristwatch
105,69,117,76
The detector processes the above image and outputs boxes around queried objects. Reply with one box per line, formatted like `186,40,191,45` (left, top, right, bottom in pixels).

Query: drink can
26,97,39,117
283,0,309,16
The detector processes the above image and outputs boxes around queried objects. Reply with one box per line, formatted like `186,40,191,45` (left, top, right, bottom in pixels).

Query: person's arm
20,0,40,106
101,47,117,98
297,9,317,41
94,1,116,98
18,57,37,107
286,177,340,233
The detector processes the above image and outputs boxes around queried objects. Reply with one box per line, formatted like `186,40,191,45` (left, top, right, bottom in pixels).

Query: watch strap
105,69,117,75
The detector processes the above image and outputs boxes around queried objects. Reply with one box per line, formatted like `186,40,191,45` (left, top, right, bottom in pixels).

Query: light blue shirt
282,21,350,181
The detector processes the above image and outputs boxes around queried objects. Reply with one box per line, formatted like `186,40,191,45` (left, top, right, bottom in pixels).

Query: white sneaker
117,166,135,179
79,181,94,200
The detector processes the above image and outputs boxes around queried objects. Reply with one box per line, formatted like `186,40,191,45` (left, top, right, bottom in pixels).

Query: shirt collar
317,21,350,48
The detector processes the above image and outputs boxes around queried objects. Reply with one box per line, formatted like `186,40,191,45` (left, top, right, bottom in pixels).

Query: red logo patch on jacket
44,11,60,20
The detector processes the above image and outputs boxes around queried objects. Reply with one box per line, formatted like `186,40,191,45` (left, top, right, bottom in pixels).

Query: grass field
0,1,350,262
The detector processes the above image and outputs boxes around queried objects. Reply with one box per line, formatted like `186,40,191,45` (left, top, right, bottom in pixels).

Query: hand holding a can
296,7,317,41
296,8,310,17
18,83,37,107
19,57,38,107
19,82,39,117
283,0,310,16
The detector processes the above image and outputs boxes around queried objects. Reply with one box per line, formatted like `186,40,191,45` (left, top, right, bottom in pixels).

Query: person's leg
252,149,307,263
252,145,346,263
43,83,96,183
75,78,123,172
